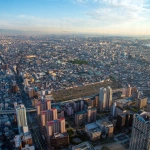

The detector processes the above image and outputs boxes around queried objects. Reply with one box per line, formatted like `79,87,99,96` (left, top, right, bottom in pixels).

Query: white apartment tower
16,104,28,134
99,88,107,111
106,86,113,109
99,87,112,111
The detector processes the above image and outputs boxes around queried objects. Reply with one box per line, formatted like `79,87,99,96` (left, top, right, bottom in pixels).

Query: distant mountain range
0,28,150,38
0,28,44,35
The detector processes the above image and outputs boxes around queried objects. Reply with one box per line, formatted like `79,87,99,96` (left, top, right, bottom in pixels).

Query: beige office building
135,97,148,109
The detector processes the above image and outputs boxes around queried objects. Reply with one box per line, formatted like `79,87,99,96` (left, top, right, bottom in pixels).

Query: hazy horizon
0,0,150,36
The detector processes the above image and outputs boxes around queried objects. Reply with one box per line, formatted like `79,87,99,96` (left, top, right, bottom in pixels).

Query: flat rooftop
52,104,61,111
90,127,101,133
96,119,113,127
72,141,94,150
101,141,126,150
75,110,87,115
116,98,129,104
85,122,98,130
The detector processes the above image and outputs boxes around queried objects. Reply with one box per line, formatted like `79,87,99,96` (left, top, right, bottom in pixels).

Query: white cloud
0,0,150,35
86,0,150,26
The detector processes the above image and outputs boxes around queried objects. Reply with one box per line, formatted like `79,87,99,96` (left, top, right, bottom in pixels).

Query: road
0,54,48,150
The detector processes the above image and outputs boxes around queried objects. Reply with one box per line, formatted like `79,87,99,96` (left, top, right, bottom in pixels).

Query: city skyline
0,0,150,36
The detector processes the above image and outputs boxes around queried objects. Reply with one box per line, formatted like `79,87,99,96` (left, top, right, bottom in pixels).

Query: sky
0,0,150,35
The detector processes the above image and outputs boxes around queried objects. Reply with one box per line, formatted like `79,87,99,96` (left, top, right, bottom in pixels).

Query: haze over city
1,0,150,150
0,0,150,36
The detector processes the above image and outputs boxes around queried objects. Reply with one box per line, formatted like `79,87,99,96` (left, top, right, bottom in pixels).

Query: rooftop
52,104,61,111
72,141,94,150
75,110,87,115
96,119,113,127
116,98,129,104
85,122,98,130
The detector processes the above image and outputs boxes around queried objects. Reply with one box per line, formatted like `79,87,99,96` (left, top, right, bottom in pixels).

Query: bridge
0,108,36,115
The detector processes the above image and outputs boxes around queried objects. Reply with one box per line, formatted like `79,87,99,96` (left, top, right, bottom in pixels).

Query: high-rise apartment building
116,113,126,130
131,86,137,95
122,84,132,97
41,109,58,126
129,112,150,150
73,100,85,112
46,100,51,110
16,104,28,134
86,96,99,108
46,109,57,121
46,118,66,137
75,110,87,127
106,86,113,109
99,88,107,111
52,105,64,119
99,87,112,111
75,107,97,126
64,103,74,116
36,100,51,115
126,84,132,97
87,108,97,123
41,110,47,126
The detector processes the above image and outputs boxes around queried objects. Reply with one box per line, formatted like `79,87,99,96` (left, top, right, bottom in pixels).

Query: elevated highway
0,108,36,115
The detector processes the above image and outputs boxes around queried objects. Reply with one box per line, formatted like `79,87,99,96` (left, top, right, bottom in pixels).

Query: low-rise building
85,119,114,140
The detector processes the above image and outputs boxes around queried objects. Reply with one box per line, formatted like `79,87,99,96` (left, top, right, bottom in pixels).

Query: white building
16,104,28,134
99,88,107,111
129,112,150,150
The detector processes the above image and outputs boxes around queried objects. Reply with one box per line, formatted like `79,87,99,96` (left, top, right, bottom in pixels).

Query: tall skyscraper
16,104,28,134
129,112,150,150
106,86,113,109
99,87,112,111
99,88,107,111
